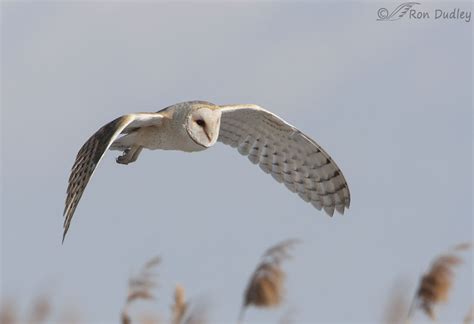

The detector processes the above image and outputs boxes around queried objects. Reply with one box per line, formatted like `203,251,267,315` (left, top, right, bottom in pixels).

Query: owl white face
186,107,222,148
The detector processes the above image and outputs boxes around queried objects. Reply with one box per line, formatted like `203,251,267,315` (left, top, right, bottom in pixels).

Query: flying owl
63,101,350,241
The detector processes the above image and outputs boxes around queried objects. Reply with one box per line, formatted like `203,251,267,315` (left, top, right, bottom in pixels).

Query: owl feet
116,146,143,165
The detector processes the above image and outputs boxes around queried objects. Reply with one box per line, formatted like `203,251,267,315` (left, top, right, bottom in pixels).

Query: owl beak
204,128,212,142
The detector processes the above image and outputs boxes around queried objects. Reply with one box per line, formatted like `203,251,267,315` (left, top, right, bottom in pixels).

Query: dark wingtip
62,223,69,244
62,212,68,244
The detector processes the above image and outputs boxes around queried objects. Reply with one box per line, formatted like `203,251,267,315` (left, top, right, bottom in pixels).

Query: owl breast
136,121,208,153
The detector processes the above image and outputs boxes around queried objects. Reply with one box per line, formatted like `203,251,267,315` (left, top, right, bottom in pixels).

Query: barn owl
63,101,350,241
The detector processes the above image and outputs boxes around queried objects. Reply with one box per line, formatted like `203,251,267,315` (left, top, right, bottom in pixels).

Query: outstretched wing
217,104,350,216
63,113,163,242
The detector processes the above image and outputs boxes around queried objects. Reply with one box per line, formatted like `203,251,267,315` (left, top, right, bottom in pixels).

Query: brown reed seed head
0,300,17,324
171,284,187,324
451,242,472,252
121,312,131,324
138,313,162,324
172,284,209,324
263,239,300,265
242,239,299,311
121,256,161,324
416,253,462,319
27,295,51,323
127,257,161,303
244,264,285,307
126,291,154,303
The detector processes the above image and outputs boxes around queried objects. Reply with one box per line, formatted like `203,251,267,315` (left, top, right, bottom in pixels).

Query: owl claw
116,146,142,165
116,149,131,165
116,155,129,165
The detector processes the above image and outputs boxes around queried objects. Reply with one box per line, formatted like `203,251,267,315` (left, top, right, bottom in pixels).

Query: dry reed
239,239,300,322
0,300,17,324
408,242,470,320
170,284,208,324
171,284,187,324
27,294,51,324
121,256,161,324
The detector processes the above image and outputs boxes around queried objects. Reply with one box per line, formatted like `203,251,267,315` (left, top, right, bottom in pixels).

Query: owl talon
116,155,129,165
116,147,142,165
116,149,131,165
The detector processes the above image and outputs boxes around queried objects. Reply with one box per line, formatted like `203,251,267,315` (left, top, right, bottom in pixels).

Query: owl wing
217,104,350,216
63,113,164,242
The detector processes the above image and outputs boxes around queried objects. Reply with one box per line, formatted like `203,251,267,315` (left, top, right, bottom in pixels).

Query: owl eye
196,119,206,127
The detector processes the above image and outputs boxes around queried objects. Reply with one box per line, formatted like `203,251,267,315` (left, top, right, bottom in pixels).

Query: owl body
112,102,216,153
116,117,204,153
62,100,350,241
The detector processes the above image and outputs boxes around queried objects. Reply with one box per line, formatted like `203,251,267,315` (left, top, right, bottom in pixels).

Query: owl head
186,106,222,148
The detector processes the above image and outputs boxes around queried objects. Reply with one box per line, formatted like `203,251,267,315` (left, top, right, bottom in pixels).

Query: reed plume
121,256,161,324
171,284,187,324
170,284,208,324
27,294,51,324
408,242,470,320
239,239,300,322
0,300,17,324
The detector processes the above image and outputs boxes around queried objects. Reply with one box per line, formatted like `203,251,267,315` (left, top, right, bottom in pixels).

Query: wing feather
62,113,163,242
217,104,350,216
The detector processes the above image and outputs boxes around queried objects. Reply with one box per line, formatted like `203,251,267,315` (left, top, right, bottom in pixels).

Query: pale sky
1,1,472,323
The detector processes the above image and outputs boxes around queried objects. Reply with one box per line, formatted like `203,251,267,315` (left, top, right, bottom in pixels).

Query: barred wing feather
217,105,350,216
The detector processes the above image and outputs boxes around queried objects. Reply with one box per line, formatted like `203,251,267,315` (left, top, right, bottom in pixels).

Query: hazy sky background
1,1,472,323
